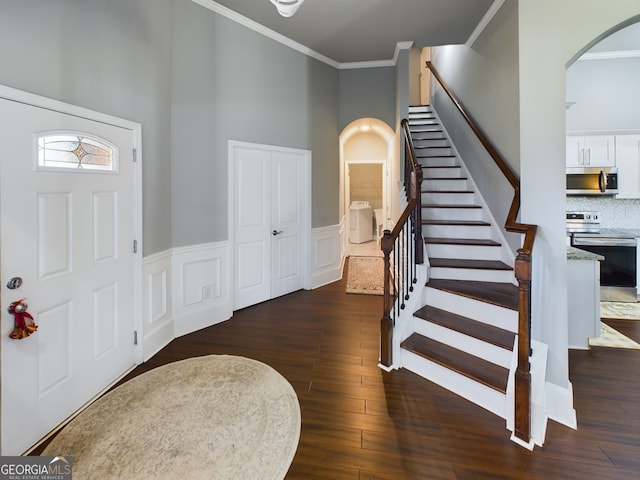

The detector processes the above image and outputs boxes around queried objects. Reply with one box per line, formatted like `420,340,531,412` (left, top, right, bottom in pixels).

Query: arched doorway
339,118,396,256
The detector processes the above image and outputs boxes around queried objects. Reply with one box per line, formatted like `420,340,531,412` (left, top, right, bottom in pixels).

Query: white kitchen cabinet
566,135,615,167
615,134,640,198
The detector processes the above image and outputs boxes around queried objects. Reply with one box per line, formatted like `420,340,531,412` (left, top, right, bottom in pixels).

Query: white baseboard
545,381,577,430
142,320,174,362
173,304,232,338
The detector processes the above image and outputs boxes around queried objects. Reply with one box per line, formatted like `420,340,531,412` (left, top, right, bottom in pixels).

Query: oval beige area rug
43,355,301,480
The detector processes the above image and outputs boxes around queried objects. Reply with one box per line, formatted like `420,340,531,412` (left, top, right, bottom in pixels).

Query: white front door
0,96,140,455
231,142,309,310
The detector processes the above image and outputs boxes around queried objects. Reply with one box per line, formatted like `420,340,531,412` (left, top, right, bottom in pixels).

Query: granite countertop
567,246,605,261
600,228,640,237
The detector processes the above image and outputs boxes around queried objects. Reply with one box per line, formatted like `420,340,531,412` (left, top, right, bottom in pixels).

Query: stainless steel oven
568,211,638,302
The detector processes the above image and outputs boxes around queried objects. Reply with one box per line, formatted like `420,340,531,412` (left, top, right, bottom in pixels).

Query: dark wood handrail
379,118,424,369
426,62,537,254
401,119,424,264
426,61,537,445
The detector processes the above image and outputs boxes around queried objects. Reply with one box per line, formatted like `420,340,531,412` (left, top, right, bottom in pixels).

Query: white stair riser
426,244,502,260
429,266,515,283
408,106,432,113
424,224,492,238
420,157,458,167
422,208,483,221
409,116,437,123
424,179,469,191
422,192,475,204
425,286,518,332
411,320,513,368
423,167,463,178
411,131,445,140
401,350,508,419
415,147,453,157
409,113,440,126
413,138,449,148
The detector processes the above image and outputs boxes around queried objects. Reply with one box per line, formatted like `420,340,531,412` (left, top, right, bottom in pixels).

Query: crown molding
191,0,339,68
579,50,640,61
192,0,412,70
339,41,414,70
465,0,505,48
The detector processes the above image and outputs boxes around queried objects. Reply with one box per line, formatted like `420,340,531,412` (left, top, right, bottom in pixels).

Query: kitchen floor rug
600,301,640,320
589,322,640,349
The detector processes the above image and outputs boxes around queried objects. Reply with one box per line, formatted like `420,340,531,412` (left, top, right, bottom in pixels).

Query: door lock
6,277,23,289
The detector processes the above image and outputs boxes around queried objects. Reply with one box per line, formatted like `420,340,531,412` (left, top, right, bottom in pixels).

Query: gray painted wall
338,67,396,132
566,56,640,132
0,0,342,253
0,0,173,255
517,1,640,392
431,0,521,253
170,1,340,245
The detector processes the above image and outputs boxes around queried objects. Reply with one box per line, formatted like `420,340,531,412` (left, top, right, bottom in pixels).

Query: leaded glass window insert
37,134,116,171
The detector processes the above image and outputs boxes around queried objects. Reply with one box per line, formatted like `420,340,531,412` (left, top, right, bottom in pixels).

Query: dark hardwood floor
34,260,640,479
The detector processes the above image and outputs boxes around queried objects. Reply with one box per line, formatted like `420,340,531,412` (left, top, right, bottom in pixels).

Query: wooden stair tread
425,237,501,246
413,305,515,350
426,278,518,310
401,334,508,393
429,258,513,271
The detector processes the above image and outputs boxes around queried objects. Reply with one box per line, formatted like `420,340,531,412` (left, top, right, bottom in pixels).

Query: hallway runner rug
346,256,384,295
43,355,301,480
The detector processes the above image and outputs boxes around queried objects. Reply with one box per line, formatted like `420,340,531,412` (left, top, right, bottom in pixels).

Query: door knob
6,277,22,289
272,230,283,236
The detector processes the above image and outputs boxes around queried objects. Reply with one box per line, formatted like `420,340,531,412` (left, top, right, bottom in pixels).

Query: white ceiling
202,0,495,64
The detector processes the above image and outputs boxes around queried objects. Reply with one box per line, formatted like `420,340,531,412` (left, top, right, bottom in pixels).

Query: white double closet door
231,141,310,310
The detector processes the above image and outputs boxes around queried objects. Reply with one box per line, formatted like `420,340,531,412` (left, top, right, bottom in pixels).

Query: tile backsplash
567,197,640,229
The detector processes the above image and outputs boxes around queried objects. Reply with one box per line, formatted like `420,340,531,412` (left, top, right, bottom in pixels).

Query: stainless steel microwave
566,166,618,196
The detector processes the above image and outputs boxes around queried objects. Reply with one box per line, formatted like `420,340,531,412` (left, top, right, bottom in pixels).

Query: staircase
397,105,532,439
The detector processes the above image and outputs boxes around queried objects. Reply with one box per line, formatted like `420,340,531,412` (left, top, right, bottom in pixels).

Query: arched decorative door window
37,133,117,172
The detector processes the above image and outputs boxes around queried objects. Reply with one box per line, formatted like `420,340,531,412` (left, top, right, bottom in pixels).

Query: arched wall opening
339,118,397,255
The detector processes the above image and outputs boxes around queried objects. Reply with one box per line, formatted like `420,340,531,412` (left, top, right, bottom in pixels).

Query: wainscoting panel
142,250,173,361
310,223,344,289
141,230,345,359
172,242,232,337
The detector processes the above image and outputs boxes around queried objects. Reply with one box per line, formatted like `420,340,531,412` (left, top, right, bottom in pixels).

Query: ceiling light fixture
270,0,304,17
